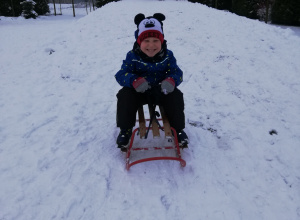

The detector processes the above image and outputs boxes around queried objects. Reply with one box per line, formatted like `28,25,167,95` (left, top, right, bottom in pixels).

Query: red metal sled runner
125,105,186,170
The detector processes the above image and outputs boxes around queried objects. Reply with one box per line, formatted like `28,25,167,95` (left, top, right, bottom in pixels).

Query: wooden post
53,0,57,16
71,0,75,17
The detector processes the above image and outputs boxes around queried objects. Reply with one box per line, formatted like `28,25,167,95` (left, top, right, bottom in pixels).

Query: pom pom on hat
134,13,165,45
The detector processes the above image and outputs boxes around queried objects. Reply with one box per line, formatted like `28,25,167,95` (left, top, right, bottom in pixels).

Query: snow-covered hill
1,1,300,219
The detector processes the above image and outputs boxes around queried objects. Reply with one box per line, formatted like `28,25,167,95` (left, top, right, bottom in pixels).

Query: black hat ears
153,13,165,22
134,13,166,26
134,13,145,26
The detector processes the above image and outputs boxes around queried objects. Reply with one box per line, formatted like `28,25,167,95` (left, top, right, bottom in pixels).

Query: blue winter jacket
115,49,183,88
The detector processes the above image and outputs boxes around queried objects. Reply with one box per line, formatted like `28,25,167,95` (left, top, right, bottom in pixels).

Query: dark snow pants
116,87,185,131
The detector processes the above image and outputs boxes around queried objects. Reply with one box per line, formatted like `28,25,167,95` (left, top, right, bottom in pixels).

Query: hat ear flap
153,13,165,22
134,13,145,25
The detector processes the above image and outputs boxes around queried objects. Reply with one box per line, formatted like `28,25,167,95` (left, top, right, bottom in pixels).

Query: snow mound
0,1,300,219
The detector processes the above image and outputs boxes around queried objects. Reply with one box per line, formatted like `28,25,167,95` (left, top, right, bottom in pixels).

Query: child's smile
140,37,162,57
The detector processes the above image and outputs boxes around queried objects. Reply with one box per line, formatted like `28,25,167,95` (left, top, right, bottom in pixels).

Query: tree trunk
71,0,75,17
265,0,269,23
91,0,95,11
10,0,15,16
59,0,62,15
85,0,88,14
53,0,57,16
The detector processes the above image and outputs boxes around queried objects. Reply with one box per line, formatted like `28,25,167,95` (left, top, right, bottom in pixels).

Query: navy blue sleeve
115,51,138,88
165,50,183,87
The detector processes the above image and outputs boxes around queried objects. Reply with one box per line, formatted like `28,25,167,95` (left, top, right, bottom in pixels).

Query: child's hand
161,77,175,94
132,77,150,93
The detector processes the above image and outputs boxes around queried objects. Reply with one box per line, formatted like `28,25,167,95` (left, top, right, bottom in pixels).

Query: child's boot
117,128,132,149
176,129,189,147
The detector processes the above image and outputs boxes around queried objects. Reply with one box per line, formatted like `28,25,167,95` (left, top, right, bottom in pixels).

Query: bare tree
265,0,270,23
85,0,88,14
10,0,15,16
91,0,95,11
59,0,62,15
52,0,57,16
71,0,75,17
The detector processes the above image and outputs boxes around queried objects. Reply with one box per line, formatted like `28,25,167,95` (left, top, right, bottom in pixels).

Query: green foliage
95,0,120,8
34,0,49,16
272,0,300,25
0,0,22,17
1,0,49,17
231,0,246,15
187,0,300,26
187,0,212,6
231,0,260,19
216,0,232,10
0,0,11,16
187,0,232,10
21,0,37,19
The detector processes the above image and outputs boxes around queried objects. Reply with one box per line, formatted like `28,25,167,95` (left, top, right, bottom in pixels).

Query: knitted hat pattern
134,13,166,45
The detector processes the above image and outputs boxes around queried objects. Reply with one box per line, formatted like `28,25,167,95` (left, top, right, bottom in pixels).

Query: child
115,13,188,150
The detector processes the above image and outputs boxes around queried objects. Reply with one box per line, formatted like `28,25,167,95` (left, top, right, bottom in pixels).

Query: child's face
140,37,162,57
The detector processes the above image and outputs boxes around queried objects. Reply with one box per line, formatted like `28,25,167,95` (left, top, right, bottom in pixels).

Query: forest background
1,0,299,26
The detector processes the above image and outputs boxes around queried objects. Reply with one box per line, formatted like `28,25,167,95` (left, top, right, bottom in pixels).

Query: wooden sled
125,104,186,170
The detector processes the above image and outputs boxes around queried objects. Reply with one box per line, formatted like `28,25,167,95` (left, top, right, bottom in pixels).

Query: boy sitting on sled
115,13,188,151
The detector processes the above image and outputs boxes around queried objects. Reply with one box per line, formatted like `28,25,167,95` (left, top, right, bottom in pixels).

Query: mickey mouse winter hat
134,13,166,45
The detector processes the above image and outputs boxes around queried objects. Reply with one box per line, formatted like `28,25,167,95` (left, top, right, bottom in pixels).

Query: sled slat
148,105,160,138
127,106,185,170
138,106,146,138
159,106,172,137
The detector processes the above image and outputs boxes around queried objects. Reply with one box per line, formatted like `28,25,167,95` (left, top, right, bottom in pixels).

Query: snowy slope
1,1,300,219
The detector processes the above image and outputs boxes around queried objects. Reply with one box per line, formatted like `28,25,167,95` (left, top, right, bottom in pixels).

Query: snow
1,1,300,219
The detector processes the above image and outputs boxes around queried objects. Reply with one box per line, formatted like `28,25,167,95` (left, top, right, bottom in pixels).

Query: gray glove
161,77,175,94
132,77,150,93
